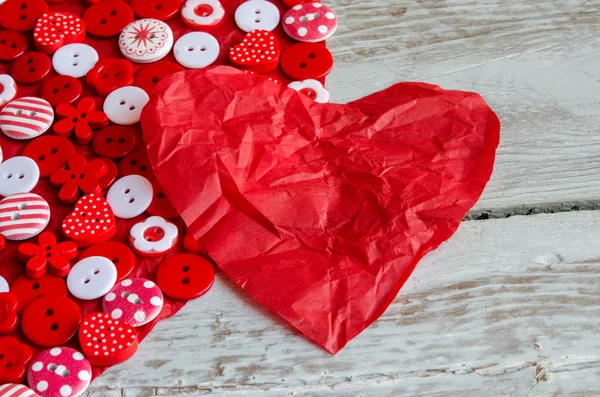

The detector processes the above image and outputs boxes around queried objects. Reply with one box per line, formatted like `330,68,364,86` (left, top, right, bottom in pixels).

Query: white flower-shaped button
52,44,99,78
181,0,225,29
107,175,153,219
0,74,17,108
173,32,219,69
103,278,164,327
235,0,280,32
0,156,40,197
288,79,330,103
103,86,150,126
67,256,117,300
129,216,178,257
119,19,173,64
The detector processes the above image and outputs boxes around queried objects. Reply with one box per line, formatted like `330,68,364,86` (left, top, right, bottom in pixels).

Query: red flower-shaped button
131,0,180,21
84,0,134,38
280,43,333,80
0,293,19,335
156,254,215,300
22,135,75,178
40,75,82,107
11,274,67,315
0,0,48,32
93,126,136,159
17,232,78,279
10,52,52,85
0,337,33,384
53,97,109,144
0,31,28,62
134,61,183,95
86,58,134,97
21,295,81,347
50,154,108,205
118,150,154,179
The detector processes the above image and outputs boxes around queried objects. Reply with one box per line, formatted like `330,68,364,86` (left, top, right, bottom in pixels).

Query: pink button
28,347,91,397
282,3,337,42
103,278,164,327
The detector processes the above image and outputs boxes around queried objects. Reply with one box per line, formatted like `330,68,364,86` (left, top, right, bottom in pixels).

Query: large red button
280,43,333,80
10,52,52,85
84,0,134,38
130,0,179,21
22,135,75,178
86,58,134,97
21,295,81,347
0,31,27,62
10,273,67,315
93,126,136,159
118,150,154,179
0,293,19,335
0,337,33,384
135,61,183,95
79,241,135,281
156,254,215,300
40,75,82,107
146,178,179,219
0,0,48,32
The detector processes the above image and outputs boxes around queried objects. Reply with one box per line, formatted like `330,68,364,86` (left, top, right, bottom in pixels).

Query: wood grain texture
86,210,600,396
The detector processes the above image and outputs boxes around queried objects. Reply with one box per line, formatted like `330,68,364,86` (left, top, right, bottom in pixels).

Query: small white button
119,19,173,64
0,75,16,108
173,32,219,69
52,43,99,78
0,275,8,292
67,256,117,300
103,86,150,126
235,0,280,32
0,156,40,197
107,175,153,219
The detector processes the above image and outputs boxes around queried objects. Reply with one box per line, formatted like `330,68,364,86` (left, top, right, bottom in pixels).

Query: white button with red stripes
0,193,50,241
0,97,54,140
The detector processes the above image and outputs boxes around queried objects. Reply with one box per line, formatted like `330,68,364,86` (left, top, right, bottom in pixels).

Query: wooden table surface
87,1,600,395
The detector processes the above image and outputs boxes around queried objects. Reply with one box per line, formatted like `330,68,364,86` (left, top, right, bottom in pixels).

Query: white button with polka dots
52,44,99,78
235,0,280,32
67,256,118,300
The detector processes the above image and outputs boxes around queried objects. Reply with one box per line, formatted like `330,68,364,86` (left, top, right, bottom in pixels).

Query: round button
107,175,153,219
33,12,86,54
103,86,149,125
131,0,180,21
27,347,91,397
84,0,134,38
40,75,82,107
0,75,17,108
67,256,117,300
0,30,28,61
181,0,225,29
134,61,183,95
11,52,52,84
10,273,66,314
157,254,215,301
0,157,40,196
98,158,118,190
103,278,164,327
282,3,337,42
86,58,134,97
53,43,99,78
288,79,330,103
129,216,178,257
93,126,136,159
61,194,116,248
80,241,135,281
118,150,154,179
0,97,54,140
78,312,138,367
147,178,179,219
22,135,75,178
0,0,48,32
119,19,173,63
235,0,280,32
0,193,50,241
174,32,219,69
280,43,333,80
22,296,81,347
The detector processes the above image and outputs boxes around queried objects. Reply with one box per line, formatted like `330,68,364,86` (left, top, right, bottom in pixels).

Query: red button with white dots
10,52,52,85
21,295,81,346
40,75,82,107
156,253,215,300
22,135,75,178
0,30,28,61
84,0,134,38
280,43,333,80
0,0,48,32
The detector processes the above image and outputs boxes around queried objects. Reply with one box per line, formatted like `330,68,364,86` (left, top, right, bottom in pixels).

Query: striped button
0,193,50,241
0,97,54,140
0,383,39,397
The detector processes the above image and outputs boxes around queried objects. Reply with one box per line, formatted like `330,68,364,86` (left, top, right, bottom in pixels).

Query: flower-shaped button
86,58,135,97
0,293,19,335
53,97,109,144
17,232,78,279
288,79,330,103
50,154,108,205
0,336,33,384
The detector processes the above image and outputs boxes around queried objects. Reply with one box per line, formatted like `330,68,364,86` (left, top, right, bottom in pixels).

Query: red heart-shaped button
33,12,86,54
79,312,138,367
141,66,500,353
62,193,116,247
229,30,280,74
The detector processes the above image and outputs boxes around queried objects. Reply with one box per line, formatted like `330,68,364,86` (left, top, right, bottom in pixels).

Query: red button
0,0,48,32
40,75,82,107
93,126,136,159
0,337,33,384
147,178,179,219
130,0,180,21
84,0,134,38
22,135,75,178
50,153,108,205
17,231,78,278
282,0,320,7
118,150,155,179
183,232,208,256
11,273,67,315
86,58,134,97
10,52,52,85
135,61,183,95
21,295,81,347
0,293,19,335
156,254,215,300
280,43,333,80
98,157,118,190
0,31,28,62
80,241,135,281
53,97,109,144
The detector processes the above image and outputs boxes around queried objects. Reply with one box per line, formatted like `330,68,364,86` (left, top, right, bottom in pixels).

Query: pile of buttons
0,0,338,394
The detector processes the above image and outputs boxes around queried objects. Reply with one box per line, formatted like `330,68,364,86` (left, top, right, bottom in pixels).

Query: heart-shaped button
33,12,86,54
141,67,501,353
61,193,116,247
229,30,280,74
79,312,138,366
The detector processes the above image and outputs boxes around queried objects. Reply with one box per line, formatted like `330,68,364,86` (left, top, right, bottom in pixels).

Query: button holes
38,155,45,161
26,58,33,64
48,363,57,371
102,74,109,79
128,198,135,204
151,77,159,83
5,362,11,368
79,173,85,178
132,297,142,304
28,111,36,117
6,173,13,178
130,160,137,166
105,137,113,143
50,323,59,330
113,257,119,264
0,354,4,359
108,326,113,331
134,34,140,40
84,278,90,284
93,269,100,275
140,165,147,171
157,192,164,199
255,9,261,14
44,245,51,251
308,53,316,59
155,4,162,9
182,277,190,284
58,368,70,377
182,265,190,272
65,83,71,89
81,112,87,118
100,19,107,24
51,148,58,154
45,309,54,316
117,138,125,144
122,291,130,298
129,105,135,111
149,33,156,39
72,62,79,67
70,174,76,179
57,29,62,34
10,213,20,221
15,110,22,115
18,203,27,210
80,211,86,216
20,3,26,9
44,252,52,258
32,282,40,290
0,39,4,44
72,117,79,123
73,53,79,58
299,62,307,68
200,47,206,52
124,188,131,194
187,46,194,52
119,100,126,105
94,218,100,222
300,12,321,22
52,88,59,94
10,43,16,49
17,173,24,179
19,14,26,21
255,18,261,23
114,73,120,78
110,10,117,16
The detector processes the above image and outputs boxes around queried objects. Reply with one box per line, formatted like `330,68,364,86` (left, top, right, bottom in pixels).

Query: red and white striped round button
0,383,39,396
0,193,50,241
103,278,164,327
0,97,54,140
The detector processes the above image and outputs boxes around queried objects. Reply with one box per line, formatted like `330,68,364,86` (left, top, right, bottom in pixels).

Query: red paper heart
61,193,116,247
141,66,500,353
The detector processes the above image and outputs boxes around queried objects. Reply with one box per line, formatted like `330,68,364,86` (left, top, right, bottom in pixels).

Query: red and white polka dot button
103,278,164,327
78,312,138,367
28,347,91,397
283,3,337,42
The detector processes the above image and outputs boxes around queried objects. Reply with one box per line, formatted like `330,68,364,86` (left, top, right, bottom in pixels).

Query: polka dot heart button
103,86,150,125
78,312,138,367
67,256,117,300
103,278,164,327
80,241,136,281
0,75,17,108
61,194,116,247
119,19,173,64
0,0,48,32
283,3,337,42
10,52,52,84
33,12,86,54
52,44,99,78
156,254,215,301
0,30,28,62
180,0,225,29
28,347,91,397
107,175,153,219
235,0,280,32
0,97,54,140
129,216,178,257
83,0,134,38
0,193,50,242
10,273,67,314
229,30,280,74
21,296,81,347
22,135,75,178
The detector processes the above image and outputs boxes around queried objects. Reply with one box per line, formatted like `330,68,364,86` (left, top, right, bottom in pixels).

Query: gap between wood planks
466,200,600,221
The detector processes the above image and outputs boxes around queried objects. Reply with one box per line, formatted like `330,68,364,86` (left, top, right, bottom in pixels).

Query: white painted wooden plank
88,210,600,395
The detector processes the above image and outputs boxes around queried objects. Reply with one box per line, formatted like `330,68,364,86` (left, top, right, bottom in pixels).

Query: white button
103,86,150,126
0,275,8,292
235,0,280,32
0,97,54,140
0,156,40,197
52,43,99,78
67,256,117,300
173,32,219,69
130,216,178,256
0,75,16,108
288,79,330,103
107,175,153,219
119,19,173,64
181,0,225,28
